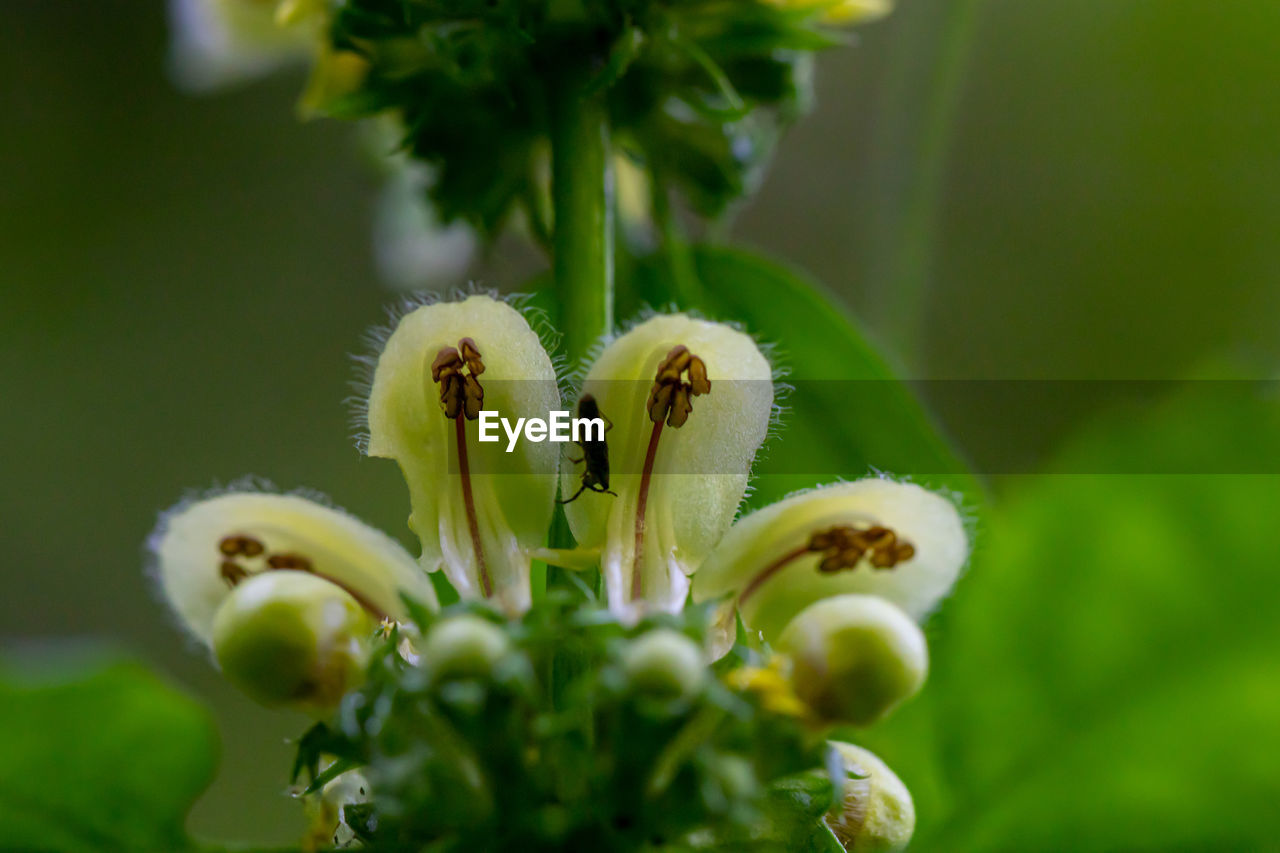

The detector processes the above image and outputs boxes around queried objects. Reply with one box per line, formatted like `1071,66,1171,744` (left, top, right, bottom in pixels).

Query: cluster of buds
150,293,966,852
166,0,897,242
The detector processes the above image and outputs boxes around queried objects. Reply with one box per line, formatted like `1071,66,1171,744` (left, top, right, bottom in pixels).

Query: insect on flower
558,394,617,504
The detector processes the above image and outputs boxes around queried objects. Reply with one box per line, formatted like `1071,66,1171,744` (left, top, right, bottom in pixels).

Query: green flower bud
363,295,561,615
150,490,437,647
825,742,915,852
561,314,773,616
212,571,373,712
620,628,707,701
778,595,926,727
692,479,968,642
422,615,511,682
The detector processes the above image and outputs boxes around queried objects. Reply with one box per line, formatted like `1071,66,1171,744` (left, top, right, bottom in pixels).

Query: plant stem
550,74,615,366
650,173,703,308
864,0,984,367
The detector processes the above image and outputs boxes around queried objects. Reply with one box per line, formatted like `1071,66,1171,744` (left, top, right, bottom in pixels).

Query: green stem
651,172,703,308
865,0,984,367
550,74,615,366
546,71,614,597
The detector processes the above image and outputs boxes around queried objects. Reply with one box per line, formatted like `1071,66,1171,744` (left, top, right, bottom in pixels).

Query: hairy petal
150,490,436,646
364,294,559,614
692,478,968,641
563,314,773,616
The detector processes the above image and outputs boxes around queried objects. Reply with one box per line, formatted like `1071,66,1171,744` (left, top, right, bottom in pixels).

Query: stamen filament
456,413,492,597
736,544,812,607
306,572,390,623
632,419,665,600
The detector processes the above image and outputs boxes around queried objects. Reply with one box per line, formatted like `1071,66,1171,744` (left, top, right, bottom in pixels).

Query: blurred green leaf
0,656,218,853
627,244,981,511
902,384,1280,850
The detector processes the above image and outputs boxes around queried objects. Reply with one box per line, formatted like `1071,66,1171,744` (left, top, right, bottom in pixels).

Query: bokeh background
4,0,1280,846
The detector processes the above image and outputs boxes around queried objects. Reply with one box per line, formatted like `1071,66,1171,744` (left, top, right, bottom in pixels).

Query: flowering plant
7,4,1280,853
148,291,969,849
14,1,990,851
140,2,984,849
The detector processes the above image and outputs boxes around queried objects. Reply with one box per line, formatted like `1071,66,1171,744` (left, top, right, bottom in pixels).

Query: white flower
363,294,561,614
151,489,437,646
561,314,774,616
692,478,968,642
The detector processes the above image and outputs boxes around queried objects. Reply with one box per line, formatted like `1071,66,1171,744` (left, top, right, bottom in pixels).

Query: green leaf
625,244,981,511
0,654,218,853
898,383,1280,850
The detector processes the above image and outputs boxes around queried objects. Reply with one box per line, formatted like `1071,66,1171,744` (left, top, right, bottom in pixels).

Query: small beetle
559,394,617,504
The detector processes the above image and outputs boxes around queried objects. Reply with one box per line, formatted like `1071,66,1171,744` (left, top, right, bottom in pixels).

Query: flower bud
778,595,926,727
303,765,372,849
150,490,437,646
692,478,968,642
364,295,561,614
825,742,915,852
212,571,373,712
620,629,707,701
422,615,511,683
562,314,773,616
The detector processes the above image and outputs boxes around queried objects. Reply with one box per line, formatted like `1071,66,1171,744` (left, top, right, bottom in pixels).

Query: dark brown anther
738,524,915,607
459,338,485,376
431,347,463,383
687,357,710,395
463,374,484,419
870,536,915,568
647,384,673,424
807,524,915,574
218,534,265,558
656,345,691,383
220,560,248,587
646,344,711,428
266,553,314,572
668,386,693,428
432,340,486,421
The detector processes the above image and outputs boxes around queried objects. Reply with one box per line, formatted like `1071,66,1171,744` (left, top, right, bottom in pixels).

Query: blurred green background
4,0,1280,847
